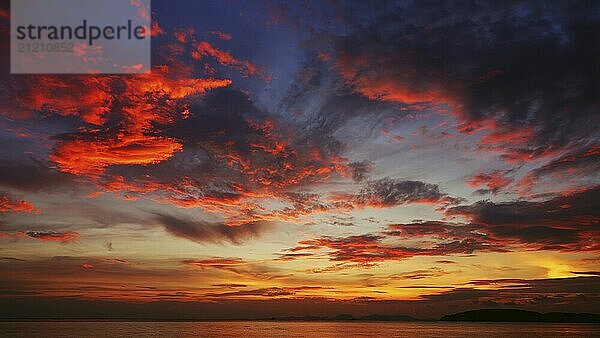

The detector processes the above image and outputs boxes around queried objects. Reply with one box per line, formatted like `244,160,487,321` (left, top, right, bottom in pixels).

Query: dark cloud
444,186,600,250
570,271,600,277
0,115,81,193
385,221,506,254
328,0,600,160
24,231,80,242
0,231,79,243
348,160,373,182
0,157,75,192
81,87,360,225
286,189,599,263
155,213,272,244
385,221,478,238
326,215,356,227
490,226,581,249
104,241,114,251
167,88,267,146
448,185,599,227
355,178,464,207
423,276,600,304
275,49,416,156
155,87,353,193
521,144,600,189
387,186,599,252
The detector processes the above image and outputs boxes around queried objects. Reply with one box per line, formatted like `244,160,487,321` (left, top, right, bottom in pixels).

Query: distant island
263,309,600,323
441,309,600,323
262,314,418,322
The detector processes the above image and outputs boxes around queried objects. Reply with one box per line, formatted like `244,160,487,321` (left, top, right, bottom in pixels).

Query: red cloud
0,193,37,213
468,170,513,194
212,31,232,40
192,41,260,77
445,186,600,252
285,203,599,264
151,21,166,36
334,51,456,107
0,76,113,122
43,65,231,177
329,16,597,168
1,25,351,228
517,144,600,194
173,27,195,43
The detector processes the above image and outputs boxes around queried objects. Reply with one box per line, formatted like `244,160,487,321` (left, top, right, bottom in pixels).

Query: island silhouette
440,309,600,323
260,309,599,323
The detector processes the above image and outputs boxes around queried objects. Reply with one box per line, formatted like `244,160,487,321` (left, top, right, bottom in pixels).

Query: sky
0,0,599,319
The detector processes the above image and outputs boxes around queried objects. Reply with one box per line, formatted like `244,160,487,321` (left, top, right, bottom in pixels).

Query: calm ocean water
0,321,598,337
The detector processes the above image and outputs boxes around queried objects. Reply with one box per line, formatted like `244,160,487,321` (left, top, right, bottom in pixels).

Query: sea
0,321,598,337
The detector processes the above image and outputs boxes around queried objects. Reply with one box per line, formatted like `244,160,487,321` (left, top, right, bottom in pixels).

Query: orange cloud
50,134,183,176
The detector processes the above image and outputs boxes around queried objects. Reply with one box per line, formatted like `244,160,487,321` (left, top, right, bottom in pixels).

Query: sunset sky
0,0,598,319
